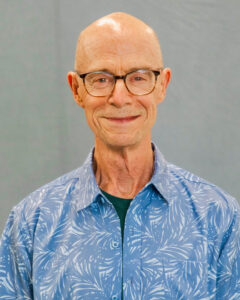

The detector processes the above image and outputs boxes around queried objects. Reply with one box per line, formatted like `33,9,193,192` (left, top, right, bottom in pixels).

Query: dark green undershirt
101,189,133,240
101,190,133,300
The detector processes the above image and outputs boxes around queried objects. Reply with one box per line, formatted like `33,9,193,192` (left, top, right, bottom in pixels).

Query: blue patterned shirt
0,145,240,299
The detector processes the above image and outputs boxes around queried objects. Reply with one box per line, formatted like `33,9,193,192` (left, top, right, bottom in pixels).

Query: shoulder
166,162,240,228
167,161,239,209
153,144,239,218
1,149,97,242
4,166,83,236
20,166,81,209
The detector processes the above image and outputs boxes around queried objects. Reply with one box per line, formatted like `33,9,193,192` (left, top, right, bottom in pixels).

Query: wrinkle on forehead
74,12,163,71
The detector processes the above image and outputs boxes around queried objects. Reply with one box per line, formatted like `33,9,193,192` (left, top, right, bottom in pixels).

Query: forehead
78,31,162,73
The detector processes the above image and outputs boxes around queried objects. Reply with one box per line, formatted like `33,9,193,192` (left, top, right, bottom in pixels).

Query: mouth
104,115,140,123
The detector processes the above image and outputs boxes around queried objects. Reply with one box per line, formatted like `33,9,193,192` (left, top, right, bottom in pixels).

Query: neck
93,138,154,198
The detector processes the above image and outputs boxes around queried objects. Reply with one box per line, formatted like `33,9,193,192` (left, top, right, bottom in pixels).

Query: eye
92,76,111,88
128,72,149,84
95,77,108,83
87,73,112,87
87,73,114,86
133,76,145,81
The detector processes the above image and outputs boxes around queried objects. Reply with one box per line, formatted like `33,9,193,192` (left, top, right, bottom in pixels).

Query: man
0,12,239,299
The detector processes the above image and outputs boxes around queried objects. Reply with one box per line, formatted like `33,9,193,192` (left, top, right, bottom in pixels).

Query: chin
102,133,144,150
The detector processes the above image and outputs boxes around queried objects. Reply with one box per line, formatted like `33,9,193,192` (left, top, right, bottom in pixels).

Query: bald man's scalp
74,12,163,71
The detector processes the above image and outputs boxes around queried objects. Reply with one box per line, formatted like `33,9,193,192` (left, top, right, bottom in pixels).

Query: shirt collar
148,143,172,204
73,149,101,212
73,143,172,211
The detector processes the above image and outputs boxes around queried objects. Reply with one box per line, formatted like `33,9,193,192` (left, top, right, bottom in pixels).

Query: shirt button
112,295,118,300
112,240,120,248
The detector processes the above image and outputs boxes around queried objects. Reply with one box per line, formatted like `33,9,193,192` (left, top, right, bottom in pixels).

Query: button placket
123,200,143,298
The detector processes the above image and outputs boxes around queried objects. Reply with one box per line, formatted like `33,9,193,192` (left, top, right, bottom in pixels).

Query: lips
105,116,139,123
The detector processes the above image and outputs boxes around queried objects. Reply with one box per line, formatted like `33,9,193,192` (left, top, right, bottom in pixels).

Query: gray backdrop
1,0,239,233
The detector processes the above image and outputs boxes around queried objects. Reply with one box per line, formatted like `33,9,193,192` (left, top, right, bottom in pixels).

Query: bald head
68,12,171,150
74,12,163,71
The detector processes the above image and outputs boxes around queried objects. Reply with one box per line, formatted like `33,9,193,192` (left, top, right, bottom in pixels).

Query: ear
67,72,84,108
157,67,171,104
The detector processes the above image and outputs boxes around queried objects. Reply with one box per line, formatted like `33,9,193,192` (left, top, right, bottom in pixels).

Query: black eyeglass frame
75,68,163,96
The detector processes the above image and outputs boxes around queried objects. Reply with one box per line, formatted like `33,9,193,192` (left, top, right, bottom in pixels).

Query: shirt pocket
162,259,210,300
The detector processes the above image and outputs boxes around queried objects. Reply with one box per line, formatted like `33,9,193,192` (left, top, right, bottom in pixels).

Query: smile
104,116,139,123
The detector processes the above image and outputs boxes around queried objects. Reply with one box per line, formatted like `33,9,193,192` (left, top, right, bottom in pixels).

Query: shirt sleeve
216,204,240,299
0,207,33,299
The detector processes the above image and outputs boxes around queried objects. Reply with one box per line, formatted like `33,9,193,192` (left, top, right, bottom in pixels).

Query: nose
107,79,133,107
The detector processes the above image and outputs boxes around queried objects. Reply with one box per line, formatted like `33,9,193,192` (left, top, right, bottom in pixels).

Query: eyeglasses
75,69,163,97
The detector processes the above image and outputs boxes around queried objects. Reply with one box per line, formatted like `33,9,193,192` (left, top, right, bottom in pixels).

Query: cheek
83,99,106,129
84,104,97,126
148,105,158,128
139,96,158,120
84,108,101,136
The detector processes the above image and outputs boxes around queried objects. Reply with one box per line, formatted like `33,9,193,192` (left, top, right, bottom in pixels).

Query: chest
32,198,211,299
